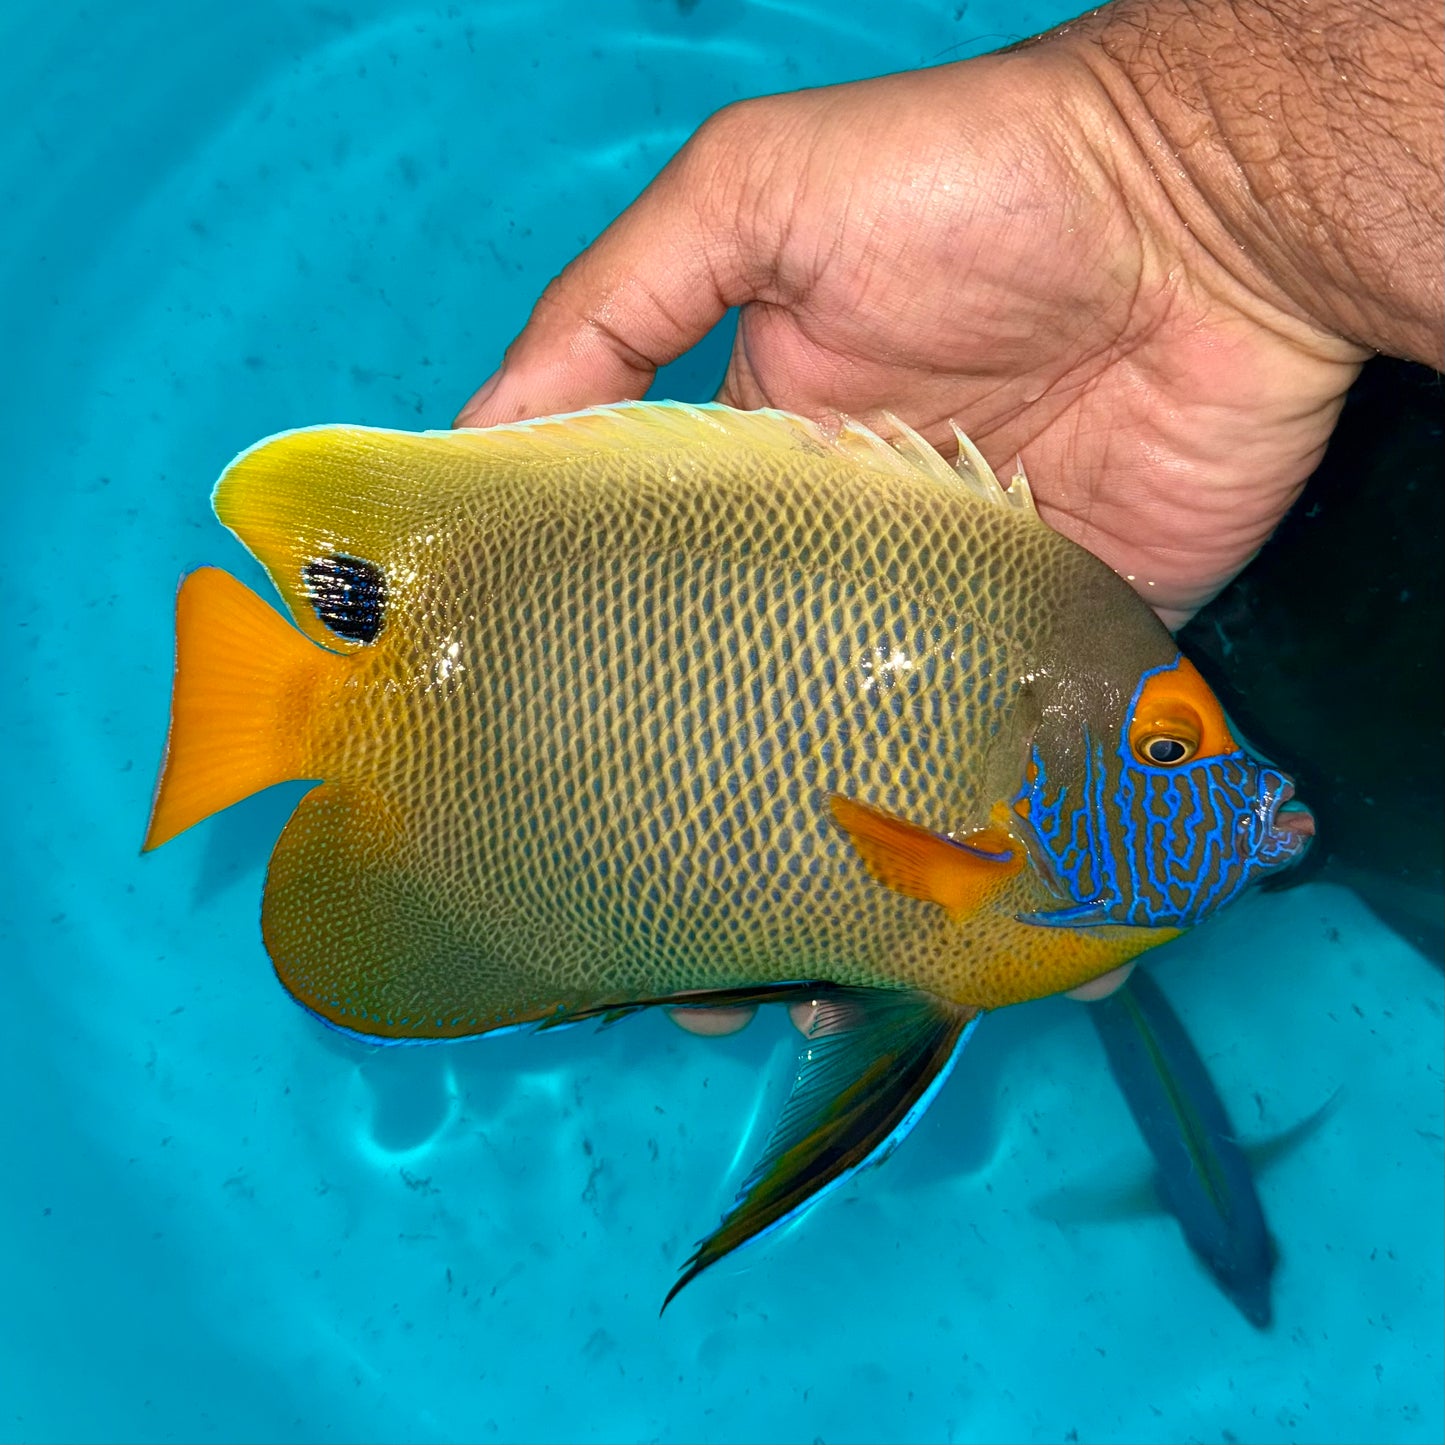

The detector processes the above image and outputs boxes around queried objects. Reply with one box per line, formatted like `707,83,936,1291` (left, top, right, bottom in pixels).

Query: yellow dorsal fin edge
439,401,1035,514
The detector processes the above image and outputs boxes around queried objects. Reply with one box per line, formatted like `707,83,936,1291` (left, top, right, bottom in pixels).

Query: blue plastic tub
3,3,1440,1441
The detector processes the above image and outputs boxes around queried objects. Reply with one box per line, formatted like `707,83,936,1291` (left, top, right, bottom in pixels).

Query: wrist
1056,0,1443,367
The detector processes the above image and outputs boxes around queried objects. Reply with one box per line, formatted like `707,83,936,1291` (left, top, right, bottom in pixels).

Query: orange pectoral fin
829,795,1024,921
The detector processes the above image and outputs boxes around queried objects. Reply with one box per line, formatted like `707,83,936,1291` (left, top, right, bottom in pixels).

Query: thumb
455,110,772,427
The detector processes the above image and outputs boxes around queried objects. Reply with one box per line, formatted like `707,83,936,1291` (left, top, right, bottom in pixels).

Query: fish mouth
1264,780,1315,854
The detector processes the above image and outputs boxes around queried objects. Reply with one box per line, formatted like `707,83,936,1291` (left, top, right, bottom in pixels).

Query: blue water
2,2,1441,1441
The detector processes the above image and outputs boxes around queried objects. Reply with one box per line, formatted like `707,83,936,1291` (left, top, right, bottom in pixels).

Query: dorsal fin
454,401,1036,518
213,402,1039,648
948,422,1037,513
828,408,1039,517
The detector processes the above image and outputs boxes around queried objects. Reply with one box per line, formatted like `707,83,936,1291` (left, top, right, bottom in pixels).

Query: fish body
145,403,1312,1301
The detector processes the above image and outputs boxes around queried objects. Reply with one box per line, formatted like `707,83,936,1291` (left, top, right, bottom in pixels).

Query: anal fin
664,989,980,1310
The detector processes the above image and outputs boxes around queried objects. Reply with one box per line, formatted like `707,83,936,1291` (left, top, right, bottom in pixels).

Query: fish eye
1136,733,1197,766
302,554,387,643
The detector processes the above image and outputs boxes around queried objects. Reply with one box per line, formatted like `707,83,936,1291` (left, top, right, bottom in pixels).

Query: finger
714,316,769,410
787,999,821,1036
456,109,774,427
1065,961,1137,1001
666,1004,758,1037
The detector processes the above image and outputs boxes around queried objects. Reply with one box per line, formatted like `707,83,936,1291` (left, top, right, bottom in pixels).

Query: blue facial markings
1111,750,1274,925
1015,663,1299,931
1012,733,1118,914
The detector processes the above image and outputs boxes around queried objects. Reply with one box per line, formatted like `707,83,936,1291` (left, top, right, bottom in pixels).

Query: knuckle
672,96,794,259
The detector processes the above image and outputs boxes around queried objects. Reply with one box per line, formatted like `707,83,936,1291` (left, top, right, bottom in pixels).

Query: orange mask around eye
1127,656,1236,767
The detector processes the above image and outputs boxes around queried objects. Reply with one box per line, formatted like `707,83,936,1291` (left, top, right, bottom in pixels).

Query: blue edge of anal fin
662,989,982,1312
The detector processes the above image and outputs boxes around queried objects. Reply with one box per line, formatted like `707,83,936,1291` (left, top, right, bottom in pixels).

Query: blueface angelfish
143,402,1315,1305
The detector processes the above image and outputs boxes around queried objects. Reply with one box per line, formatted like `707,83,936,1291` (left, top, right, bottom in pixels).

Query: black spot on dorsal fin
301,554,387,643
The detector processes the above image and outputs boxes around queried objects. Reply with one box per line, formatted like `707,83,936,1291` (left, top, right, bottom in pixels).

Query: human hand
456,2,1439,628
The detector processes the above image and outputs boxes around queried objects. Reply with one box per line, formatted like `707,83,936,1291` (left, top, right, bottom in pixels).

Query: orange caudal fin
143,567,351,851
830,795,1024,921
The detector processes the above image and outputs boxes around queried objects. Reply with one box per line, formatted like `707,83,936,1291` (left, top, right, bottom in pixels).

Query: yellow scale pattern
223,406,1170,1037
